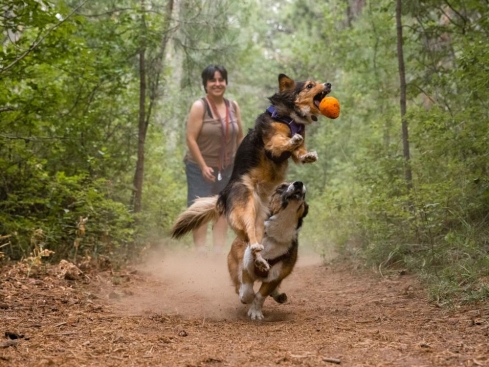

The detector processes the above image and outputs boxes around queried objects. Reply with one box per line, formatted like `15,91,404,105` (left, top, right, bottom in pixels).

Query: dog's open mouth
313,90,330,109
311,85,331,121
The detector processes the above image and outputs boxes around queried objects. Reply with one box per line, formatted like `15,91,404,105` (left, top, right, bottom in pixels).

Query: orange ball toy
319,96,340,119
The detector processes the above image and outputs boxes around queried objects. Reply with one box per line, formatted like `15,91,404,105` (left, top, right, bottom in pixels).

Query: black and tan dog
171,74,330,271
227,181,308,320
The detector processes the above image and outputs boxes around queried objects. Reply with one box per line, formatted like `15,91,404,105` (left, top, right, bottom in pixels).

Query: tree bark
132,0,175,213
132,0,148,213
395,0,413,191
133,46,146,213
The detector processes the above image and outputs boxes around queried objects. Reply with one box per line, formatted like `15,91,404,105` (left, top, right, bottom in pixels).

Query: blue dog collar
266,105,304,136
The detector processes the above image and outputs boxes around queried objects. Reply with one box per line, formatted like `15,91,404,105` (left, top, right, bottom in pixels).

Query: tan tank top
184,98,239,169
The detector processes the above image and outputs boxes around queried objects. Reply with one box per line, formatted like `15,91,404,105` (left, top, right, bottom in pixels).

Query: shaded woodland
1,0,489,303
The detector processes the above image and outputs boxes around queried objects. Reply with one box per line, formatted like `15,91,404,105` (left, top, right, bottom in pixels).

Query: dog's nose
325,82,332,89
293,181,303,188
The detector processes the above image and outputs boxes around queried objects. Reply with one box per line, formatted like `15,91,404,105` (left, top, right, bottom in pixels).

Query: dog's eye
306,83,314,89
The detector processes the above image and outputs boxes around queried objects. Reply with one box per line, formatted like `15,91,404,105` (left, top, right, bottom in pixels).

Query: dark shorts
185,161,233,207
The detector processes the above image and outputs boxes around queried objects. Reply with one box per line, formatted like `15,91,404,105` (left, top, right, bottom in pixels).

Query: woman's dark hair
201,65,228,92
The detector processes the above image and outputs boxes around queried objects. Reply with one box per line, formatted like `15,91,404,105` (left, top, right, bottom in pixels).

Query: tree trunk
133,46,147,213
132,0,148,213
132,0,175,213
146,0,175,125
395,0,413,191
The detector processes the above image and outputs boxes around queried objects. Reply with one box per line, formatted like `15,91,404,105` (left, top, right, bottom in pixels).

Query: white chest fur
262,211,298,258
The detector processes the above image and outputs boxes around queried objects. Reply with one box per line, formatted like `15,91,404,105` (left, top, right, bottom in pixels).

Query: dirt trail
1,249,488,367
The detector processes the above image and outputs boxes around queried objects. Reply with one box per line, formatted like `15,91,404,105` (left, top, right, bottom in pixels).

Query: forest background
1,0,488,304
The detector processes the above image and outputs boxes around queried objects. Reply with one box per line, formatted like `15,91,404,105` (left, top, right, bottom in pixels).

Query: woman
184,65,244,255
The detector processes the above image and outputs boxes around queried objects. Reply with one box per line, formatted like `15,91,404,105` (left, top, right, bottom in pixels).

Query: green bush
0,162,133,262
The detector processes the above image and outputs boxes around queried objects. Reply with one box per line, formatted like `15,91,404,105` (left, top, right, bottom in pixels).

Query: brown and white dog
171,74,330,271
227,181,308,320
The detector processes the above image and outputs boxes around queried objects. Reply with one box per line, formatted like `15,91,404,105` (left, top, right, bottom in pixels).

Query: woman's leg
212,215,228,254
193,224,208,254
185,161,212,253
211,165,233,254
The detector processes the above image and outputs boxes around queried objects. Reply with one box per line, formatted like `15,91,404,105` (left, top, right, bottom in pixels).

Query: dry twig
0,340,19,348
323,357,341,364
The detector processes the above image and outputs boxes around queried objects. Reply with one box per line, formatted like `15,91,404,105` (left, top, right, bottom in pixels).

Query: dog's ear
297,202,309,230
278,74,295,92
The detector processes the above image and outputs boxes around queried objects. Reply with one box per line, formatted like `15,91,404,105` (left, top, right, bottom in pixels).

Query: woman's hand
201,165,216,182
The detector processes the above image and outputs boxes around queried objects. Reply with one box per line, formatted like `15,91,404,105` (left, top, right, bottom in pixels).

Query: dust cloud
118,245,323,320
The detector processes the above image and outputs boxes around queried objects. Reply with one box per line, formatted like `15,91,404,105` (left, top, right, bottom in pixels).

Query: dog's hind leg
228,188,270,272
239,283,254,304
251,245,269,273
249,191,271,272
239,270,255,304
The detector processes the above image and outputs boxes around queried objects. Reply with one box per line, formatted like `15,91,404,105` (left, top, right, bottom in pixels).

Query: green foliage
1,0,244,261
329,0,489,303
2,0,489,304
245,0,489,304
0,160,133,260
134,133,188,247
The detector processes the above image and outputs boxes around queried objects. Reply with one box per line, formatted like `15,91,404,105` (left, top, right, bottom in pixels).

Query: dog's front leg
291,140,318,164
270,286,288,304
237,191,269,273
289,133,304,149
298,151,318,163
265,127,304,158
292,133,318,163
248,280,282,320
248,293,266,320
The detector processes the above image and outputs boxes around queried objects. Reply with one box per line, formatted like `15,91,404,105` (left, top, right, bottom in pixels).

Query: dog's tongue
312,115,318,122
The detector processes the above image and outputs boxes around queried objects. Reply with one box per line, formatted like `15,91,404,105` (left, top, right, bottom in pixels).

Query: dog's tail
171,196,220,239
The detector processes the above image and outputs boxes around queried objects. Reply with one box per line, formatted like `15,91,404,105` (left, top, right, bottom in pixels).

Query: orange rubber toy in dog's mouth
319,96,340,119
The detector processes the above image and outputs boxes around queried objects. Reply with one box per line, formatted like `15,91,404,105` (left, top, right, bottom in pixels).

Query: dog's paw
249,243,264,254
272,292,288,304
300,151,318,163
248,306,264,320
254,256,270,273
290,133,304,147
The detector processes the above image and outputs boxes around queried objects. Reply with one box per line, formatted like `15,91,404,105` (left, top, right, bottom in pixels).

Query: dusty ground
1,249,488,367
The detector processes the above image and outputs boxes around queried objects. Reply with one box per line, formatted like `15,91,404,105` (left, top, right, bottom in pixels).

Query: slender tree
132,0,175,213
395,0,413,191
132,0,147,213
